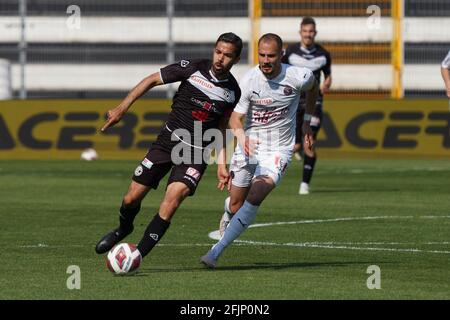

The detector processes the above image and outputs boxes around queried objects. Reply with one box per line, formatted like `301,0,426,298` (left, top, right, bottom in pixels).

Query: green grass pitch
1,158,449,299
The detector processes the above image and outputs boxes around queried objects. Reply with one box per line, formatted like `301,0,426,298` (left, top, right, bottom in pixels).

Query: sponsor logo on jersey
141,158,153,169
252,107,289,124
188,71,236,104
180,60,190,67
186,167,201,180
134,165,143,176
251,98,274,106
190,97,219,113
190,75,214,89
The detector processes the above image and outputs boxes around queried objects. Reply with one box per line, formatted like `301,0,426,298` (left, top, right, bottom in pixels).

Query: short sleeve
294,67,315,92
442,51,450,69
232,73,252,114
159,59,197,84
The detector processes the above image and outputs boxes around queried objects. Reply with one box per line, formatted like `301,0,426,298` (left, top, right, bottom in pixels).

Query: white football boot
219,211,232,238
299,182,310,195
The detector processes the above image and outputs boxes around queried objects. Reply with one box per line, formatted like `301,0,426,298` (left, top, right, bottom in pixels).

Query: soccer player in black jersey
95,33,242,263
282,17,332,195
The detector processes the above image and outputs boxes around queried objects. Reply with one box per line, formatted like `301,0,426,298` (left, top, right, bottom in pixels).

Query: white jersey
442,50,450,69
234,63,315,152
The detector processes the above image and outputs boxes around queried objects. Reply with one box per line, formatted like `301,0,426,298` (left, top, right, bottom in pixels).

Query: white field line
233,240,450,255
317,167,450,175
18,216,450,254
208,215,450,255
249,215,450,229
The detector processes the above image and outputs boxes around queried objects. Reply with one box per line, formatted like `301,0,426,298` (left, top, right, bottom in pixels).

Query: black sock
302,155,317,184
137,213,170,258
119,202,140,231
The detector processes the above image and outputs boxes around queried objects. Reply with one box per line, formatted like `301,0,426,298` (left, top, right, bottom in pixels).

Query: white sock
210,200,259,260
224,196,232,214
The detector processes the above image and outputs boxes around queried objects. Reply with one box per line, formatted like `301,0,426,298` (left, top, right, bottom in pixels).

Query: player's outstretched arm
303,79,319,156
217,116,230,191
441,66,450,98
321,74,332,95
101,72,164,132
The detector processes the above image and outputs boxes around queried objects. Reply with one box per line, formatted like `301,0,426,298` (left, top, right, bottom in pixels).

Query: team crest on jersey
222,89,235,103
283,86,293,96
180,60,190,67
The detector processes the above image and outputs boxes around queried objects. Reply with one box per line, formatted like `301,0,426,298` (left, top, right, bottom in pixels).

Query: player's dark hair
258,33,283,52
216,32,243,58
301,17,316,28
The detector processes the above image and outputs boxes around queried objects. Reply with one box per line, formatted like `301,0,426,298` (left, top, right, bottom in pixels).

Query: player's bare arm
229,111,259,157
303,79,319,155
441,66,450,98
101,72,164,132
320,74,332,95
217,116,230,191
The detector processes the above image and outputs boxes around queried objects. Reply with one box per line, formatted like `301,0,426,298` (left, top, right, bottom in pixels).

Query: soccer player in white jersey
200,33,319,268
441,50,450,98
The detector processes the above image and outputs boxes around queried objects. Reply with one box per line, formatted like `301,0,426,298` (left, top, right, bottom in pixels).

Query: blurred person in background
282,17,332,195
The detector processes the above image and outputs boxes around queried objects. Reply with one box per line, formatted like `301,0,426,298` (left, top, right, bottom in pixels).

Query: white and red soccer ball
106,243,141,275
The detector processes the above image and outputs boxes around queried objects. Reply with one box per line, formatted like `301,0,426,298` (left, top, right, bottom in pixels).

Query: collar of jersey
300,44,317,54
257,64,286,82
209,69,229,83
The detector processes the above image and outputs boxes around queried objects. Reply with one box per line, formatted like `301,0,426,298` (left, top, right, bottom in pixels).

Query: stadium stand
0,0,449,98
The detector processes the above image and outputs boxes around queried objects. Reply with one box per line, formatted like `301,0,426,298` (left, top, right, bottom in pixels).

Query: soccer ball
80,148,98,161
106,243,142,275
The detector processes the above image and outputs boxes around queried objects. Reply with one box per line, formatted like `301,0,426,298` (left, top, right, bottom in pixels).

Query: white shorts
229,147,292,188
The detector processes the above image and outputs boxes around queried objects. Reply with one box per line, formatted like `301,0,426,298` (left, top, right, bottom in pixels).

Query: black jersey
154,59,241,151
282,44,331,103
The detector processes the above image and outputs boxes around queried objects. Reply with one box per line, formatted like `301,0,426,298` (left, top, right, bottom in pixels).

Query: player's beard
212,62,227,77
302,37,314,48
260,63,278,78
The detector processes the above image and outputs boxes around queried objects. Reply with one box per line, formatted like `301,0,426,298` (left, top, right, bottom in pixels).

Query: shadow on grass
313,188,400,193
136,260,386,275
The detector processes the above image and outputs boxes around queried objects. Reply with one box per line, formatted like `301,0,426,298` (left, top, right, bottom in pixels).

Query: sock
302,154,317,184
119,202,140,231
224,197,232,215
210,201,259,260
137,213,170,258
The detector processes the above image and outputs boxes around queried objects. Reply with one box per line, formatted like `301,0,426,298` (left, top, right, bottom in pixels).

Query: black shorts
295,101,323,144
132,145,208,196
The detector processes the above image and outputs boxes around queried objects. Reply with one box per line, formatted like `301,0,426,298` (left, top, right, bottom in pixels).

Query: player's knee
122,194,141,208
163,197,182,211
161,185,189,211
